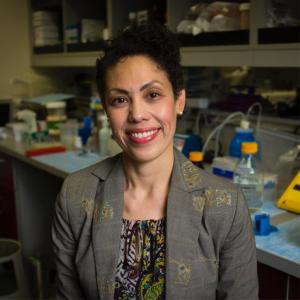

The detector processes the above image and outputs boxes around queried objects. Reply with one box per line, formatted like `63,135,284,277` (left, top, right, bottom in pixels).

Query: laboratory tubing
234,142,264,212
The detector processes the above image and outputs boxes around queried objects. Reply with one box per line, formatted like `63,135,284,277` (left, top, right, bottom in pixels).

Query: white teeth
130,130,157,138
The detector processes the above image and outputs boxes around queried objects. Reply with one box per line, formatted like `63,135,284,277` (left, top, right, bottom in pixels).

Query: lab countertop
0,138,103,178
0,138,300,278
254,202,300,278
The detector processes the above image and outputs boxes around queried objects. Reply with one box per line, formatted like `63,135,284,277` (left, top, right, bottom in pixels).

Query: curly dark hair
96,22,184,103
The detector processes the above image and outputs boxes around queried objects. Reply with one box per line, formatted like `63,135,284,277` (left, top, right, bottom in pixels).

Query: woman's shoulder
58,153,122,208
64,152,122,185
174,148,238,193
56,153,122,225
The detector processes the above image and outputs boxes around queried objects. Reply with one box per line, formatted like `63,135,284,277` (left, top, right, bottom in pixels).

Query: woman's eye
149,92,160,99
111,97,128,106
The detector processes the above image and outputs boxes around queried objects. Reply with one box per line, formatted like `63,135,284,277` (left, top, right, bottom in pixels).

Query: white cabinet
30,0,300,67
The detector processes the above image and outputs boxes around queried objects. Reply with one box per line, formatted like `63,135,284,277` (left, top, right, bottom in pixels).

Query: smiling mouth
126,128,160,143
130,129,158,138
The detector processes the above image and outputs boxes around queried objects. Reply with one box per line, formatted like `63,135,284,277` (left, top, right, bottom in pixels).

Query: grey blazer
52,149,258,299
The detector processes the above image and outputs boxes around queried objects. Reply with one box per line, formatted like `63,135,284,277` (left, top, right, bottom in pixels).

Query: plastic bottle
189,151,204,169
234,142,264,212
124,12,137,31
239,3,250,30
229,119,256,158
99,115,110,157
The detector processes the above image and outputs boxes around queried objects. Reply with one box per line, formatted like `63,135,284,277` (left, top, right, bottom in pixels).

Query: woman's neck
122,148,174,220
122,147,174,193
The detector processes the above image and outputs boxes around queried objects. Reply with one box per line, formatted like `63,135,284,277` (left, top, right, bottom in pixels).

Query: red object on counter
25,146,66,157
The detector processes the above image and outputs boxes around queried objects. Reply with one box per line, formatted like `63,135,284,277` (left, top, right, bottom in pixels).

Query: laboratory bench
0,138,299,299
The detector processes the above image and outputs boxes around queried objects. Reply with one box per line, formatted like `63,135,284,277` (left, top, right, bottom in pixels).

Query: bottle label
239,182,263,209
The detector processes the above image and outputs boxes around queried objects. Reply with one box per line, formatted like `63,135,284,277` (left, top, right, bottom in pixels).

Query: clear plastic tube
246,102,262,132
201,111,245,158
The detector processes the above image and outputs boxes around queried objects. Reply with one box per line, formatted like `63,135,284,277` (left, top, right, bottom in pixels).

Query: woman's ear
176,89,186,115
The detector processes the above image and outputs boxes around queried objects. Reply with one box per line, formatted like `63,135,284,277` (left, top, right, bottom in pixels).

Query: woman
52,22,258,300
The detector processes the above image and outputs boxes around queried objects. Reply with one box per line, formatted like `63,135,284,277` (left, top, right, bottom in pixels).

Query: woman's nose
128,100,147,123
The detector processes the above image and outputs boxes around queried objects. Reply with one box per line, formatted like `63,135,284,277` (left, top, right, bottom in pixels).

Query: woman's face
104,55,185,163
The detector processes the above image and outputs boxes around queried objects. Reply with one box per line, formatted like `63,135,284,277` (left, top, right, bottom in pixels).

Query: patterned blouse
114,218,166,300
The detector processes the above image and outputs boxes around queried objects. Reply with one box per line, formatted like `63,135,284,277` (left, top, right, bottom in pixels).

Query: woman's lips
126,128,160,144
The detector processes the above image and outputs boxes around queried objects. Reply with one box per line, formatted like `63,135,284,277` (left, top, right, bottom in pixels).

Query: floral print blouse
114,218,166,300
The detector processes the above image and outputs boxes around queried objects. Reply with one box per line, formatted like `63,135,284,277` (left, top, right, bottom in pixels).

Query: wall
0,0,31,99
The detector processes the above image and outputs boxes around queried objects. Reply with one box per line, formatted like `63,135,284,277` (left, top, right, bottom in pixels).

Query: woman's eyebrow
108,81,163,94
140,80,163,92
108,88,129,95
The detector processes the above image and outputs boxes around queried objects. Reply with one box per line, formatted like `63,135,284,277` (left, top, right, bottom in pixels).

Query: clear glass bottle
189,151,204,169
233,142,264,212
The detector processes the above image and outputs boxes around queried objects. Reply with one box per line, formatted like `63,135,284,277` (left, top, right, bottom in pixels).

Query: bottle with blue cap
229,119,256,158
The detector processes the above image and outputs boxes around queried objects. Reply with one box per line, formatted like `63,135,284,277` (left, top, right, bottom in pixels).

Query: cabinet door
0,154,17,239
258,262,300,299
256,0,300,45
167,0,250,47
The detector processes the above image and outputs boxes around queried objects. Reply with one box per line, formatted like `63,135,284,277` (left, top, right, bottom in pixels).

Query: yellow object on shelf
277,171,300,214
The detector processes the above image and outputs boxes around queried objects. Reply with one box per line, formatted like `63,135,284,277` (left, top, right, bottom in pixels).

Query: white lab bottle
234,142,264,212
99,115,110,157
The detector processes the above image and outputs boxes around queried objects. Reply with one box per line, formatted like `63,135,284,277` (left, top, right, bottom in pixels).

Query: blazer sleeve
216,188,259,300
51,179,85,299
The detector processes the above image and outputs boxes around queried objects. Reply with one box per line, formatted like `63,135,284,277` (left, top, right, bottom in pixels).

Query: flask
189,151,204,169
229,119,255,158
99,115,110,157
234,142,263,212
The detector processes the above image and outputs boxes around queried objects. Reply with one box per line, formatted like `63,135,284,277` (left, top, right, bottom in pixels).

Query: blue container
182,134,203,159
229,128,255,158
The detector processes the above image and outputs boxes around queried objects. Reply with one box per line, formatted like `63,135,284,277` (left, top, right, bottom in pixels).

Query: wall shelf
32,51,102,67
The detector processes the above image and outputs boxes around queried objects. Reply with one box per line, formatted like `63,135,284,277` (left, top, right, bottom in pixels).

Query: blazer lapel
91,155,124,300
165,149,206,299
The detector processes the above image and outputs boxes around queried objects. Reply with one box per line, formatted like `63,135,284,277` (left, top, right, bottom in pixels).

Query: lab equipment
99,114,110,157
46,101,67,139
234,142,264,212
182,133,203,158
189,151,204,169
229,119,256,158
277,171,300,214
202,111,245,159
46,101,66,117
16,109,37,136
59,119,79,150
229,102,262,158
254,214,278,236
25,144,65,157
78,116,93,146
212,156,239,179
273,144,300,195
